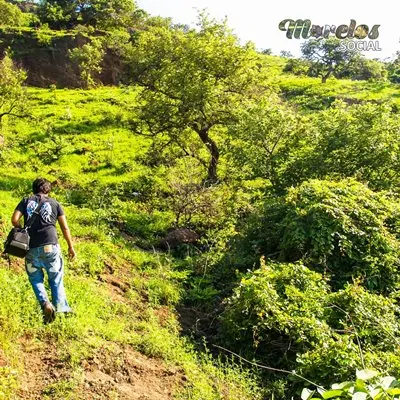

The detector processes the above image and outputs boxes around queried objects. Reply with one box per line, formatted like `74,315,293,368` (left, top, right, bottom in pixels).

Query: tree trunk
321,67,333,83
197,128,219,184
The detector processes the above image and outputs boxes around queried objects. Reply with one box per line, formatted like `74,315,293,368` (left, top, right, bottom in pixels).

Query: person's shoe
42,301,56,324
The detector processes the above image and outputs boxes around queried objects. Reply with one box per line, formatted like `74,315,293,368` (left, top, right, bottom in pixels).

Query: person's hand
68,246,76,261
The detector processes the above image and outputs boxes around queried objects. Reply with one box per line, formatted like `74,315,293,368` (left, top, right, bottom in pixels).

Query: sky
136,0,399,60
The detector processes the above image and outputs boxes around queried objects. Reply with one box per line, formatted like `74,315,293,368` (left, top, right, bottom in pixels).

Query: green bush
327,284,400,351
283,58,311,76
69,38,105,88
222,260,400,396
337,57,387,81
240,179,400,292
0,0,24,27
221,260,332,364
275,101,400,191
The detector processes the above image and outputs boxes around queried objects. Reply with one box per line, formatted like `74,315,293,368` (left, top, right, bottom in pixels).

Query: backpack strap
24,196,47,230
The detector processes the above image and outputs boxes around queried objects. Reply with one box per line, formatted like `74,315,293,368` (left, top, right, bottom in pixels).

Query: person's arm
57,215,76,260
11,210,23,229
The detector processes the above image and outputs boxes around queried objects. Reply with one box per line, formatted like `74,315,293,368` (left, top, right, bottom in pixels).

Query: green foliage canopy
301,38,360,83
37,0,137,29
225,94,310,181
239,179,400,293
222,260,400,391
0,0,24,27
275,101,400,192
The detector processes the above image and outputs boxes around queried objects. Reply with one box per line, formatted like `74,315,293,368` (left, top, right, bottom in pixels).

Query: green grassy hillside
264,55,400,111
0,87,262,399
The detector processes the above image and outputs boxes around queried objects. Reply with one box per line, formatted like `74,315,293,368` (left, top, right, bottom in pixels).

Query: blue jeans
25,244,72,313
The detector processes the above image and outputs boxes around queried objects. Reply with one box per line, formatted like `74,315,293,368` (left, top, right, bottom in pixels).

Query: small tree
280,50,293,58
283,58,311,75
226,94,304,181
0,52,28,126
69,38,105,88
301,38,359,83
80,0,137,30
37,0,78,29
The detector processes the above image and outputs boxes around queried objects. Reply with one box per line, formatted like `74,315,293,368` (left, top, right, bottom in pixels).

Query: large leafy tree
37,0,137,30
301,38,360,83
125,14,264,184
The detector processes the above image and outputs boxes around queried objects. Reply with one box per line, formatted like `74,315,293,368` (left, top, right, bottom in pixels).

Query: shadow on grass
30,116,125,141
0,174,32,194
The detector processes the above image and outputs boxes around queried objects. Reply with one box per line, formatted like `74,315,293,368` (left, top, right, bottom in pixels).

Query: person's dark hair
32,178,52,194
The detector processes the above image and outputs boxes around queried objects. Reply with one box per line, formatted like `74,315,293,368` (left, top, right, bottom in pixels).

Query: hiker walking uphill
11,178,76,324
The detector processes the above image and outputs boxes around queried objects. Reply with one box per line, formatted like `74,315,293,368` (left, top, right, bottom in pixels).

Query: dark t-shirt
15,194,65,248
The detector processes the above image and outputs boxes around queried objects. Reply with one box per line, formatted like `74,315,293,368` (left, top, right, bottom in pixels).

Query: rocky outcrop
0,28,124,87
159,228,199,250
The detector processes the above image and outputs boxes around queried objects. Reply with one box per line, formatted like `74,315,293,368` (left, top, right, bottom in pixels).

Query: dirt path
81,345,181,400
17,335,183,399
14,257,184,399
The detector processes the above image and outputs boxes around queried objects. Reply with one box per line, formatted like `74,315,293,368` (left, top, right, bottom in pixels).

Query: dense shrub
222,260,400,394
283,58,311,76
237,179,400,292
222,260,331,361
337,57,387,81
274,101,400,192
0,0,24,27
387,52,400,84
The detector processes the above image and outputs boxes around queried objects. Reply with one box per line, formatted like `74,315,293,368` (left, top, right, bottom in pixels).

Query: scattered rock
159,228,199,250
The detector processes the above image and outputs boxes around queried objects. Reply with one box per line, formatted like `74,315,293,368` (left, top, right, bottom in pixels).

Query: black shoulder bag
3,197,46,258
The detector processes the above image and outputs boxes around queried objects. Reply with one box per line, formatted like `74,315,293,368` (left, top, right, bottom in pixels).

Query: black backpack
3,197,46,258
